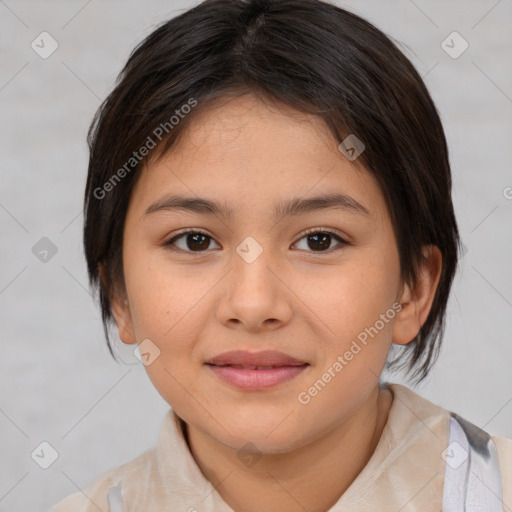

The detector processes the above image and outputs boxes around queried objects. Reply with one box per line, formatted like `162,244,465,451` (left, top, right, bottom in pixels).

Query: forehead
132,93,388,226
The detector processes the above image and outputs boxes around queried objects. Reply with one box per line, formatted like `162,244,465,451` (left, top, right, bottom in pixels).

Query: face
112,93,418,454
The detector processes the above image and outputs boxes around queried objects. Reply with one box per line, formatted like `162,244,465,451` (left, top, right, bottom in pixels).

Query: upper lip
206,350,308,367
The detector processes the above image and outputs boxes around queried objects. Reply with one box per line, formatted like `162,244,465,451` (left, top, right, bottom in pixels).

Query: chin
217,416,309,454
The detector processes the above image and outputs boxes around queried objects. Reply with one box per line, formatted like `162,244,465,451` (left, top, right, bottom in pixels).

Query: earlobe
111,295,138,345
392,245,443,346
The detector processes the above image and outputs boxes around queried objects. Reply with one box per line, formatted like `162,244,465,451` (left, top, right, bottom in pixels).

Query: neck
184,382,393,512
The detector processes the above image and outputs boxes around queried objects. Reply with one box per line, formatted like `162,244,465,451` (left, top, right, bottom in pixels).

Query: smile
206,363,309,390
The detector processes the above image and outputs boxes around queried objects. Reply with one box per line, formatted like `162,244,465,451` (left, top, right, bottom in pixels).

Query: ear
392,245,443,346
99,262,137,345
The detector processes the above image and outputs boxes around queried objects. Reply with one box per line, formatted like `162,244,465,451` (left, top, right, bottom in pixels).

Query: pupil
309,233,330,251
187,233,209,251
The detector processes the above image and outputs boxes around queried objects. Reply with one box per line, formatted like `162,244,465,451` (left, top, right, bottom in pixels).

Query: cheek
123,245,200,338
122,248,209,406
305,265,397,412
123,255,169,338
320,260,398,340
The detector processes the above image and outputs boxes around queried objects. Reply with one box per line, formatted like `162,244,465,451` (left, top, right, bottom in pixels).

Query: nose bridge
232,234,276,295
218,234,291,330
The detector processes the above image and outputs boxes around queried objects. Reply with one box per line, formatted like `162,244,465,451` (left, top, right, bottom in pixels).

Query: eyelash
163,227,350,255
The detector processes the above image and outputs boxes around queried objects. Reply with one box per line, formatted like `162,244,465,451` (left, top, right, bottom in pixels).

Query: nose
216,238,293,333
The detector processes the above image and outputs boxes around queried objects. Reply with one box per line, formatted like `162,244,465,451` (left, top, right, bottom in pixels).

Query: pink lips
205,350,309,390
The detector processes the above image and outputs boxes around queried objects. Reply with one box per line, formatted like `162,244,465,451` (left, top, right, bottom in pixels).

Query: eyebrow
144,193,370,219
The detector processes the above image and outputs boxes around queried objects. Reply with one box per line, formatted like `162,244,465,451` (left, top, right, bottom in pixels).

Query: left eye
292,229,348,253
164,229,348,253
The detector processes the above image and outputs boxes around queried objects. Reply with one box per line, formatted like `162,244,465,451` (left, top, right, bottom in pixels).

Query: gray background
0,1,511,511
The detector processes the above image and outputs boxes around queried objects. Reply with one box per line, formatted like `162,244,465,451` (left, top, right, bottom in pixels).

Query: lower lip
206,364,308,390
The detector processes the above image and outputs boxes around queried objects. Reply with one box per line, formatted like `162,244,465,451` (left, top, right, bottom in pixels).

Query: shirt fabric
48,382,512,512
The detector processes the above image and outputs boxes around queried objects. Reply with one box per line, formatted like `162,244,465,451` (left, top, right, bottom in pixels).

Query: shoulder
385,382,451,433
47,446,157,512
493,433,512,461
388,384,512,509
492,434,512,511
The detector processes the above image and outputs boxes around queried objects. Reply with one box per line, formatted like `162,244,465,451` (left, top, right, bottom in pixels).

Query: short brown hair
84,0,462,383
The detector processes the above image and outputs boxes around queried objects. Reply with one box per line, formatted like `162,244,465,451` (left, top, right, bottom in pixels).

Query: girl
49,0,511,510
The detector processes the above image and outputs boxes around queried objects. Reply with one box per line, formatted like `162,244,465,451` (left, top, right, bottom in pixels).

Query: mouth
206,349,308,368
206,363,309,391
206,363,307,370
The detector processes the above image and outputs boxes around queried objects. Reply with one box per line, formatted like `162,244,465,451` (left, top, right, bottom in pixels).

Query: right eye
164,229,221,253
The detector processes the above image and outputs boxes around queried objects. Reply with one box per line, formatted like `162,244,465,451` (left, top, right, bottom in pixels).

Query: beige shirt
48,383,512,511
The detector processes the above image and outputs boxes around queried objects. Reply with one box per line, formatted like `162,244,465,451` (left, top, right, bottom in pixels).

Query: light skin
108,92,442,512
